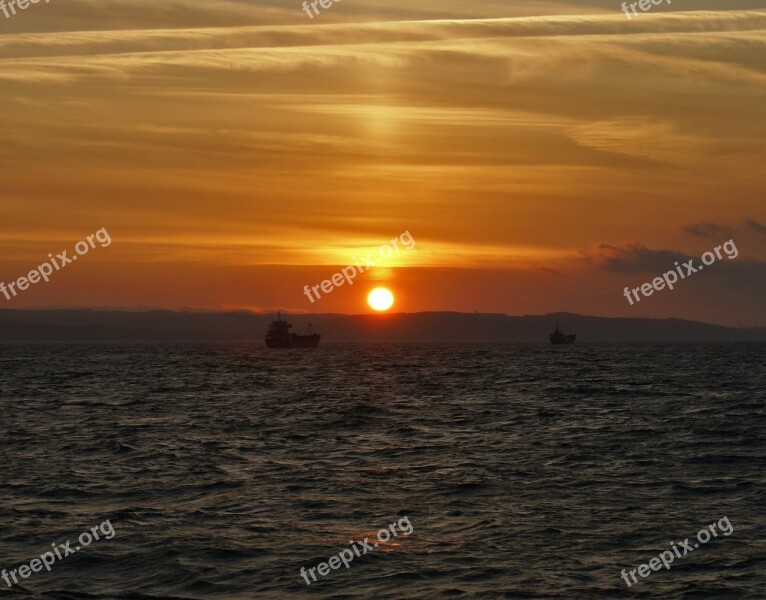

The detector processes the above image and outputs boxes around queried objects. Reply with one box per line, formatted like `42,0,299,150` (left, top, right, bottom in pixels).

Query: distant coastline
0,310,764,343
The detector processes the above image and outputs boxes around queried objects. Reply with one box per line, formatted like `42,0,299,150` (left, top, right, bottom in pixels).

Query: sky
0,0,764,325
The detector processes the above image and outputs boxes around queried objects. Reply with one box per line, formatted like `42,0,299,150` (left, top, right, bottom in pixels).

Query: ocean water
0,343,764,599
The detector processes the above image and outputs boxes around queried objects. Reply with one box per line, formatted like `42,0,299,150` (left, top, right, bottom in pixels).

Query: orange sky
0,1,764,325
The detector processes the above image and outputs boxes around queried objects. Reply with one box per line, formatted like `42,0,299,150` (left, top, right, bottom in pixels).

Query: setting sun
368,288,394,312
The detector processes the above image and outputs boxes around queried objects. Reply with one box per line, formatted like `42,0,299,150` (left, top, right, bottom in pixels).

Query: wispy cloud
744,218,766,234
685,222,736,238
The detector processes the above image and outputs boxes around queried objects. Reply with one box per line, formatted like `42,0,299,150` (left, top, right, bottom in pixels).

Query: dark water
0,343,764,599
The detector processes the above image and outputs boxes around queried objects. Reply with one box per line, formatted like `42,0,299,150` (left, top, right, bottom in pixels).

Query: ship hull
550,335,576,345
265,334,321,348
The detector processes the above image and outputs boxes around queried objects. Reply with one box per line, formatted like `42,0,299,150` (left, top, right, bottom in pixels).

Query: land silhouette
0,310,763,342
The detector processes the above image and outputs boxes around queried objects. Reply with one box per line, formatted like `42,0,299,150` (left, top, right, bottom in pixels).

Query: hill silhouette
0,310,763,342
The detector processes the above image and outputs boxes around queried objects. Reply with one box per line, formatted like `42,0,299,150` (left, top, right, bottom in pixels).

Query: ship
265,313,321,348
549,323,576,345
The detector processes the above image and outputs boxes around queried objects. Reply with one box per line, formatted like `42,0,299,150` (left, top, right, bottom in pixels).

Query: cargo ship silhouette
265,314,321,348
549,323,576,345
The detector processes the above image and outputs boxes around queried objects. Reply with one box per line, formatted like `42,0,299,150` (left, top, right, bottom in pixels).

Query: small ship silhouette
265,313,321,348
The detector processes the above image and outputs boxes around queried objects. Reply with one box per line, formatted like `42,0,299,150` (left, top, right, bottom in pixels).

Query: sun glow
367,288,394,311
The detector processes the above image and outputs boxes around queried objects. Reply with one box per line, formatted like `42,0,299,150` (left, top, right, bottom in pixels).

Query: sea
0,342,764,599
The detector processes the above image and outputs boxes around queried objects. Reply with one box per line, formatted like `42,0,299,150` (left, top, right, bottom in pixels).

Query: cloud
593,241,766,291
744,218,766,234
594,243,691,273
684,221,736,238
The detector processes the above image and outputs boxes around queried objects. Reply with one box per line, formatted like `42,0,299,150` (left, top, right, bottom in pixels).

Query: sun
368,287,394,312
